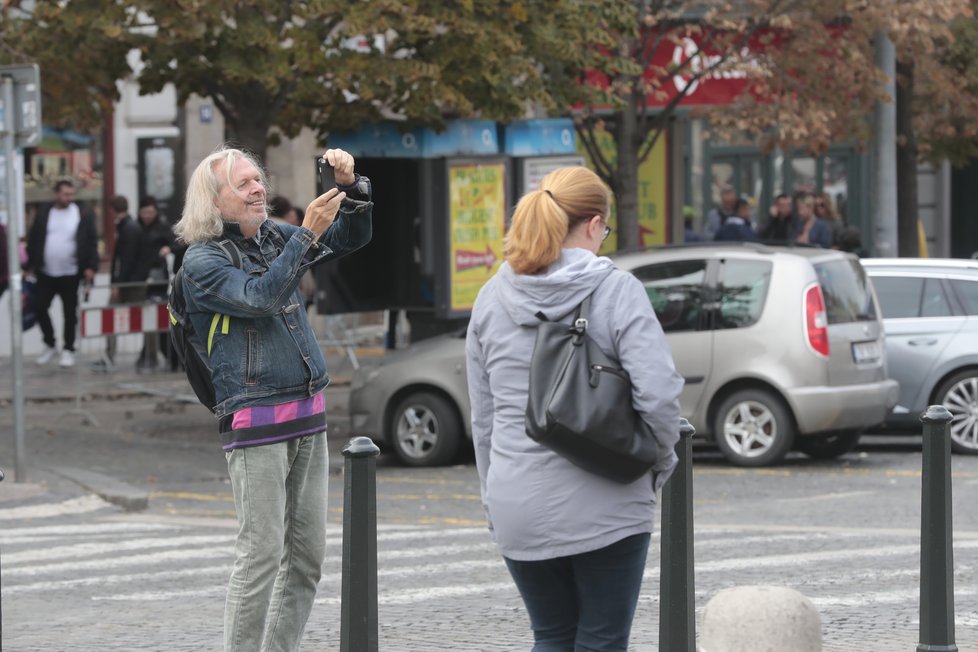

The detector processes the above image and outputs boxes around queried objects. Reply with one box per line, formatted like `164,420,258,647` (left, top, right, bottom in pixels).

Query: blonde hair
175,145,270,244
504,167,611,275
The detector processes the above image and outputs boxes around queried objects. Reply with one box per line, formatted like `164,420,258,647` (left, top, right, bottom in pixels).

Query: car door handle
908,338,938,346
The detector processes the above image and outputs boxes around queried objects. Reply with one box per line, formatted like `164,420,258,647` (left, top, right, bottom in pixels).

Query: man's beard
241,213,267,230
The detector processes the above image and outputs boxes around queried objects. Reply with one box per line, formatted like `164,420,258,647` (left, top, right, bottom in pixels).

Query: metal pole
918,405,957,652
340,436,380,652
2,76,26,482
873,31,898,257
659,418,696,652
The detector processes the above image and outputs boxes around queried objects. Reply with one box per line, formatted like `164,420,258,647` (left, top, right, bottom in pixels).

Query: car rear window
814,259,877,324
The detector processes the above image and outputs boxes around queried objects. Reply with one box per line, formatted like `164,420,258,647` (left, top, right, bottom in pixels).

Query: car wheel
797,431,861,460
935,369,978,455
713,389,796,467
389,391,461,467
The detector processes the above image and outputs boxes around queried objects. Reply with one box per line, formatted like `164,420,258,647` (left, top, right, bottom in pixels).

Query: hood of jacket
494,248,616,327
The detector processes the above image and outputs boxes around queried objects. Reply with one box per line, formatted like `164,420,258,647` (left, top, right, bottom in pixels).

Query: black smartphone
317,157,335,194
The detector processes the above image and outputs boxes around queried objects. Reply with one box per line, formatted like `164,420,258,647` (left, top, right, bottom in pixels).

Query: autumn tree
0,1,134,133
529,0,972,251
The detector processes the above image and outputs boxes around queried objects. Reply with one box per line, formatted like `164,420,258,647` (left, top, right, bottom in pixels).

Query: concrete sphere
699,585,822,652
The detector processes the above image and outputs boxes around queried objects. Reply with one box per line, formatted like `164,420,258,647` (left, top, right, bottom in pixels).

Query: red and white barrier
80,304,170,338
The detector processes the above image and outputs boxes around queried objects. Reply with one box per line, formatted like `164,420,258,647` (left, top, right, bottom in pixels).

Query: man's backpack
167,239,242,413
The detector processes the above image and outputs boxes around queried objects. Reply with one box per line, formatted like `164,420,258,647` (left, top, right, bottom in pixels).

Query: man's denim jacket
181,177,373,418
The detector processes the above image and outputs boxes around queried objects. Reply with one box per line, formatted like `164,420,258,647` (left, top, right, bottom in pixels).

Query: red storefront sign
585,29,779,109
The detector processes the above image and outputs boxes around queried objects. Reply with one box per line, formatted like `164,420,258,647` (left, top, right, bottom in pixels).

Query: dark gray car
862,258,978,453
350,244,897,467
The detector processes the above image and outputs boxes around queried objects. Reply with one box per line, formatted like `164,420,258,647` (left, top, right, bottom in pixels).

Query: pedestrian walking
464,166,682,652
25,179,100,368
815,191,843,240
176,145,373,651
794,191,833,248
702,185,737,240
714,197,758,242
92,195,147,372
136,195,178,373
759,192,797,243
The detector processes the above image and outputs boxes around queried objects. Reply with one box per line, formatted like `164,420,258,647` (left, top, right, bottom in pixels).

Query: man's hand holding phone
308,148,356,237
318,148,356,189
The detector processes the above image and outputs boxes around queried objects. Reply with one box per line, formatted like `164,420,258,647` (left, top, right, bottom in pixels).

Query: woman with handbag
465,166,683,652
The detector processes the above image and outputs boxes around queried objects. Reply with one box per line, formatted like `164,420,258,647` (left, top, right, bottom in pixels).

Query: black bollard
340,437,380,652
659,419,696,652
918,406,957,652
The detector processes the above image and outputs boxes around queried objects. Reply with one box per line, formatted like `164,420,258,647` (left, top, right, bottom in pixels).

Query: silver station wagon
862,258,978,453
349,243,898,467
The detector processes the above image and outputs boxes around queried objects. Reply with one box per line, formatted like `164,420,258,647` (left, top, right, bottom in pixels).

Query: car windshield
815,258,877,324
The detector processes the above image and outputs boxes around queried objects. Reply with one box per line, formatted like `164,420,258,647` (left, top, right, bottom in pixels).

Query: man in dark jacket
26,180,100,368
759,193,797,243
136,195,178,372
92,195,146,371
714,198,759,242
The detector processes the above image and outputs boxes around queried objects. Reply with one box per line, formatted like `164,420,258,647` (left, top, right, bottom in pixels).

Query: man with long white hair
176,145,372,651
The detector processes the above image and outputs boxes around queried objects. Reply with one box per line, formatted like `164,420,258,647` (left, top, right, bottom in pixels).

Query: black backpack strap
535,293,594,332
215,238,242,268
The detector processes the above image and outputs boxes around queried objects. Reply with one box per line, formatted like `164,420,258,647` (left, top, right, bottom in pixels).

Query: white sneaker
58,350,76,368
37,346,57,365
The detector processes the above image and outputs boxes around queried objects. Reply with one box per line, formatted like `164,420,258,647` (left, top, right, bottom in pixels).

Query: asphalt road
1,363,977,650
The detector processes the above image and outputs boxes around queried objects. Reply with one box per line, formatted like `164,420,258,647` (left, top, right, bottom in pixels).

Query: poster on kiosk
442,158,509,317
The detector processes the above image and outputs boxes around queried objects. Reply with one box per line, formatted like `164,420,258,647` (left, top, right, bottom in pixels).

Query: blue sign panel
421,120,498,157
502,119,576,156
326,123,421,158
327,119,499,158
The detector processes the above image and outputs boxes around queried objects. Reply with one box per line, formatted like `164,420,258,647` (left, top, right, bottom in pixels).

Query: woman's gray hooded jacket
465,248,683,561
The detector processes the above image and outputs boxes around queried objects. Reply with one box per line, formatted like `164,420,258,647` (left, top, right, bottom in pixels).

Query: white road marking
0,521,178,543
0,495,111,520
3,547,234,577
811,585,978,608
2,534,235,565
2,565,230,595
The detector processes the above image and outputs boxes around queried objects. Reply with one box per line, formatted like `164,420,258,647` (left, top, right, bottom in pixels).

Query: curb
48,466,150,512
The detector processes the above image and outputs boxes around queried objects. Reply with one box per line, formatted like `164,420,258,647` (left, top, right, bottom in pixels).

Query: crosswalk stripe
0,521,178,542
3,547,233,577
2,565,231,595
0,495,111,520
3,534,235,565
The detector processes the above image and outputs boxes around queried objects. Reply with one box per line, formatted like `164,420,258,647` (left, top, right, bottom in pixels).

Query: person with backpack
173,145,372,651
464,167,682,651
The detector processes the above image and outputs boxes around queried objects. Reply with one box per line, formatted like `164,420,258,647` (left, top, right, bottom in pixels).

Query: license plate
852,340,881,364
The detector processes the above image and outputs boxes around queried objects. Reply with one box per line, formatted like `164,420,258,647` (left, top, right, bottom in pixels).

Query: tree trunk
896,59,919,258
226,116,271,164
615,102,641,251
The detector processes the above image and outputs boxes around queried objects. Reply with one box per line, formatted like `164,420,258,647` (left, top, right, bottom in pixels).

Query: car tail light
805,283,830,357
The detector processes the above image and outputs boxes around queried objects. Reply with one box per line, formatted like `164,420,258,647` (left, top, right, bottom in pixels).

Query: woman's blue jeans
504,533,651,652
224,434,328,652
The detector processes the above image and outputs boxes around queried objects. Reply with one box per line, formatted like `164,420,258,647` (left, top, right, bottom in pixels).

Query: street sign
0,63,42,148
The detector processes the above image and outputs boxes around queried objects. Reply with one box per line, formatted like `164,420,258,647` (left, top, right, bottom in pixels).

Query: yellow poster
449,163,506,313
577,130,668,253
